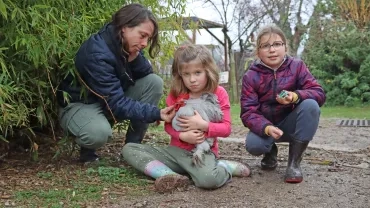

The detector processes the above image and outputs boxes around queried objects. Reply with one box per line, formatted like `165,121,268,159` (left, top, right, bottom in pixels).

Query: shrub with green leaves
302,2,370,106
0,0,186,146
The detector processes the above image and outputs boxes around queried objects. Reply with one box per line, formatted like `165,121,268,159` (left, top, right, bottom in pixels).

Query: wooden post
234,52,240,101
223,28,234,103
229,51,237,104
191,20,199,44
223,26,228,74
192,28,196,43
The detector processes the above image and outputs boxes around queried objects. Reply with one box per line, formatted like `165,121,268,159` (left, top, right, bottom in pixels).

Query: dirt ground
115,118,370,208
1,118,370,208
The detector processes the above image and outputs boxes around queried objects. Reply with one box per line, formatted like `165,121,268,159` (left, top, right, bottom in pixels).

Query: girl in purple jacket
240,25,326,183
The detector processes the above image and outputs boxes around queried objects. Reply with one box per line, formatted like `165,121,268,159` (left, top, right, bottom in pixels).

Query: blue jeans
245,99,320,156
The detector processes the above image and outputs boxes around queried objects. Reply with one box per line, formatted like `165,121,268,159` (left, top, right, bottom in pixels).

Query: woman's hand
176,110,209,132
268,126,284,140
276,90,294,105
160,106,175,123
179,130,205,144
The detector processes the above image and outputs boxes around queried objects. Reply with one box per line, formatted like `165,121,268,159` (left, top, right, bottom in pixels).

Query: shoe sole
154,175,190,193
285,177,303,183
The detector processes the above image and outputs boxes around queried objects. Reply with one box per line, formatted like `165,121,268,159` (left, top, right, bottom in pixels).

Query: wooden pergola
160,16,228,71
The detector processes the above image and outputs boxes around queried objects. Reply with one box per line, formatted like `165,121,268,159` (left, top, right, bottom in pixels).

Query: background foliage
0,0,186,147
302,0,370,106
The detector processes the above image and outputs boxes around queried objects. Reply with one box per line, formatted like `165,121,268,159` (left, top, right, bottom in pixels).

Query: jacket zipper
271,70,277,124
122,56,135,84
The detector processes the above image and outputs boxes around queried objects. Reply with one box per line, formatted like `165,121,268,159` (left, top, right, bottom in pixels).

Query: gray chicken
172,93,223,167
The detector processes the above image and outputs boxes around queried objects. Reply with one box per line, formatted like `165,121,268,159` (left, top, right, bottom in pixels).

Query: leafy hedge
0,0,186,144
302,1,370,106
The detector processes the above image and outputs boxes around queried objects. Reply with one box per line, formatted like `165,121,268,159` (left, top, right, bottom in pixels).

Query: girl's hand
179,130,205,144
268,126,284,140
176,110,209,131
276,90,294,105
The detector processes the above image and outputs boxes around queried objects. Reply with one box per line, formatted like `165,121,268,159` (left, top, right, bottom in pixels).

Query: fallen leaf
0,195,11,199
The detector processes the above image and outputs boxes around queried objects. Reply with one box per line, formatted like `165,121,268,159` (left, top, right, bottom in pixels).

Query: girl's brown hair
170,44,219,97
253,24,289,57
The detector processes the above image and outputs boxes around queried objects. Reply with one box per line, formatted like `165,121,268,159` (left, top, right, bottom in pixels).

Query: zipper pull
274,71,277,80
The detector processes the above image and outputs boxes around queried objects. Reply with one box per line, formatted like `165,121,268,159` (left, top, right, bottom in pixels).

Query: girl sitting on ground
122,43,251,193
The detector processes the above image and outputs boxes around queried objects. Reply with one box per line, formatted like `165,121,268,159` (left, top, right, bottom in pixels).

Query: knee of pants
194,173,229,189
145,74,164,95
121,143,141,159
245,136,271,156
77,122,112,150
299,99,320,116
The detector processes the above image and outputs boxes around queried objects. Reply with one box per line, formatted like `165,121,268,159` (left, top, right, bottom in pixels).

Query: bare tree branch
261,0,278,24
204,0,226,24
297,0,303,25
203,27,224,45
231,14,265,45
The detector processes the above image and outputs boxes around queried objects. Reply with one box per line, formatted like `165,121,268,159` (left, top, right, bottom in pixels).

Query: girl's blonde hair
170,43,219,97
253,24,289,57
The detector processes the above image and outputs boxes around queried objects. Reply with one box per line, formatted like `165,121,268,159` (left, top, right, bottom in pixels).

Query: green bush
0,0,186,147
303,19,370,106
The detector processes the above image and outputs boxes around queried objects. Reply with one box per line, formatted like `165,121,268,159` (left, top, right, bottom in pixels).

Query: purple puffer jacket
240,56,326,137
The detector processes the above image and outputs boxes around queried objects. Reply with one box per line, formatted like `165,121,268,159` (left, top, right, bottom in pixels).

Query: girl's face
257,33,286,69
121,19,154,54
180,60,208,97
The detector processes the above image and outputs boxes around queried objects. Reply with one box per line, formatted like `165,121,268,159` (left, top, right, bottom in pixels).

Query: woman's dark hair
112,3,159,58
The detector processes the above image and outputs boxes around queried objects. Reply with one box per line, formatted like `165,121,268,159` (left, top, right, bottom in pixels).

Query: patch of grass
15,183,102,207
37,171,53,179
148,122,165,133
231,103,370,125
13,164,151,207
146,123,170,146
320,105,370,119
86,166,147,185
231,104,243,126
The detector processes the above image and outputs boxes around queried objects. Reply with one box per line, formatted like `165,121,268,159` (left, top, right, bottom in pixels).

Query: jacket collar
251,56,291,73
99,23,129,59
255,55,287,71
